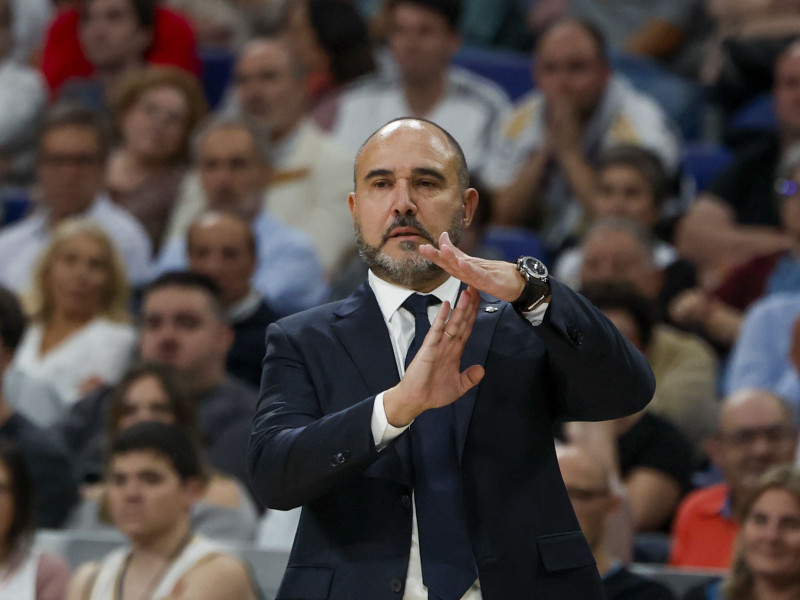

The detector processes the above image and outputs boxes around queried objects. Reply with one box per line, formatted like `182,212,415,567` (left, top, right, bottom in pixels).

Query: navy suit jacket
248,278,655,600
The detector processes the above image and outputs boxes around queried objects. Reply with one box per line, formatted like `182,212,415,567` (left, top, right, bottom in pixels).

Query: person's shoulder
65,559,101,600
448,65,512,110
176,548,256,600
678,483,729,515
651,324,717,362
338,71,398,102
0,212,41,246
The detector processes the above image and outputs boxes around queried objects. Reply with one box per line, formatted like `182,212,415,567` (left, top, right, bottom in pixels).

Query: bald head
709,388,798,500
187,211,256,306
355,118,470,192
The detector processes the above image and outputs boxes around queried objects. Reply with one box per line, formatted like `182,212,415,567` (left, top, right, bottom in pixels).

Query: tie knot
402,293,441,318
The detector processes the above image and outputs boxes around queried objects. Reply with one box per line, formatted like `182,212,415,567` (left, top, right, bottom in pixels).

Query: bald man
248,117,654,600
187,210,279,387
670,388,799,568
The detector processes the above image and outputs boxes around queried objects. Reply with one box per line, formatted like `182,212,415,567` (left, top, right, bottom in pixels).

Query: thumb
459,365,485,393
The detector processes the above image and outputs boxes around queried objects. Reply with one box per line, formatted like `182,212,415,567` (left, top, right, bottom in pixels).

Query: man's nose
390,179,417,214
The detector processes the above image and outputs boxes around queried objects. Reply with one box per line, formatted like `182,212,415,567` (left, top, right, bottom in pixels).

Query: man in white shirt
229,35,355,277
329,0,511,181
0,104,152,292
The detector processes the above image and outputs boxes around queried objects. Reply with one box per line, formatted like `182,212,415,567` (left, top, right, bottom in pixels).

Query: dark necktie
402,294,477,600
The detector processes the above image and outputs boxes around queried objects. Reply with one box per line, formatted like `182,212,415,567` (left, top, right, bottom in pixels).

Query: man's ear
704,435,721,467
183,476,207,506
348,192,356,217
135,26,154,57
462,188,479,228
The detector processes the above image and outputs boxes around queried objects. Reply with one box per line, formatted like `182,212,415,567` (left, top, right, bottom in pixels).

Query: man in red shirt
669,388,798,568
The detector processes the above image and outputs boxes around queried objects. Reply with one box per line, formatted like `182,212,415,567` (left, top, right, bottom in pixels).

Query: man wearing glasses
0,103,151,292
670,388,798,568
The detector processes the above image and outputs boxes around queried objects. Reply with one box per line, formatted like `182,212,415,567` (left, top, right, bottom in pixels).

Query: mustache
380,215,436,246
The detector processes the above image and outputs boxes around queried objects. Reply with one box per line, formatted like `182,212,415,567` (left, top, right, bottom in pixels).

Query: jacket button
329,449,351,467
401,494,411,509
390,578,403,593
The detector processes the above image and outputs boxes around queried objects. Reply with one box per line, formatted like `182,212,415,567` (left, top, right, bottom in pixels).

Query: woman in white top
0,440,70,600
7,219,136,426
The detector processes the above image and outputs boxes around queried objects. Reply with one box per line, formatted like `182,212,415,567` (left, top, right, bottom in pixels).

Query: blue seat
481,225,549,265
728,92,776,135
453,46,533,101
681,142,734,192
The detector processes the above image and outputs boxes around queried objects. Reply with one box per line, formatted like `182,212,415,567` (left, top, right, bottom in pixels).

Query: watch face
522,257,548,279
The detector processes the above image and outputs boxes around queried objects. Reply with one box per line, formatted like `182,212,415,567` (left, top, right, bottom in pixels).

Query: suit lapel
455,290,503,463
331,283,400,395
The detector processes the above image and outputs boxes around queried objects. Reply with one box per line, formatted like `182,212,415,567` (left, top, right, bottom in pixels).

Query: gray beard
354,209,464,288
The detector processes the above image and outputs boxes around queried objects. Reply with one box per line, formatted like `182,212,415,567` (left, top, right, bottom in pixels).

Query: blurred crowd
1,0,800,598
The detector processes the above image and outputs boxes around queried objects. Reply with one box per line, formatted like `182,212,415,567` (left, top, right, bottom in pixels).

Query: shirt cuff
522,301,549,326
371,392,410,449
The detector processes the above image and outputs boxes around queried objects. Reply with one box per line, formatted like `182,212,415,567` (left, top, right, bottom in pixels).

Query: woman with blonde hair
683,465,800,600
5,218,136,426
106,66,207,251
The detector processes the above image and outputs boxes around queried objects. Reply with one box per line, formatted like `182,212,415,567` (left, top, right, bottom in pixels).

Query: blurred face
79,0,151,69
197,127,267,213
774,52,800,139
121,85,190,163
139,287,231,379
109,450,195,544
187,216,255,307
534,22,609,118
234,40,306,137
592,165,658,228
389,3,460,85
47,233,111,320
741,488,800,584
559,450,615,550
580,230,657,298
38,126,105,221
0,462,14,546
117,375,176,432
711,393,798,498
348,120,476,291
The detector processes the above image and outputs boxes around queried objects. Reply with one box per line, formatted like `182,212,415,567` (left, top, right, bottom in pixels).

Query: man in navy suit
248,117,655,600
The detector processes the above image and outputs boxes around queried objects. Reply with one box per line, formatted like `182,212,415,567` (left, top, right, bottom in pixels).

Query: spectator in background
670,389,798,569
41,0,199,97
554,145,680,290
0,286,79,529
671,144,800,351
0,104,152,293
724,289,800,407
227,35,355,277
328,0,511,180
284,0,376,111
579,218,718,452
6,220,135,424
186,211,279,387
66,422,258,600
682,465,800,600
66,361,259,543
58,271,257,490
485,18,681,254
160,118,328,315
557,445,675,600
0,0,47,183
8,0,51,64
0,441,71,599
677,41,800,289
577,282,696,533
107,67,207,252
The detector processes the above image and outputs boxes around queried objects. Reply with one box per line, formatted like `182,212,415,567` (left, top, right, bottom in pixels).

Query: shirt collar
227,288,263,323
368,270,461,322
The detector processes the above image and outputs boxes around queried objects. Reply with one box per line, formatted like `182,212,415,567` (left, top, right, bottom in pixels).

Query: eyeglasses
719,425,797,447
775,178,800,198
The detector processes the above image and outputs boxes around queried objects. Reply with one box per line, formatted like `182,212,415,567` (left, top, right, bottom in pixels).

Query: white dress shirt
366,270,548,600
